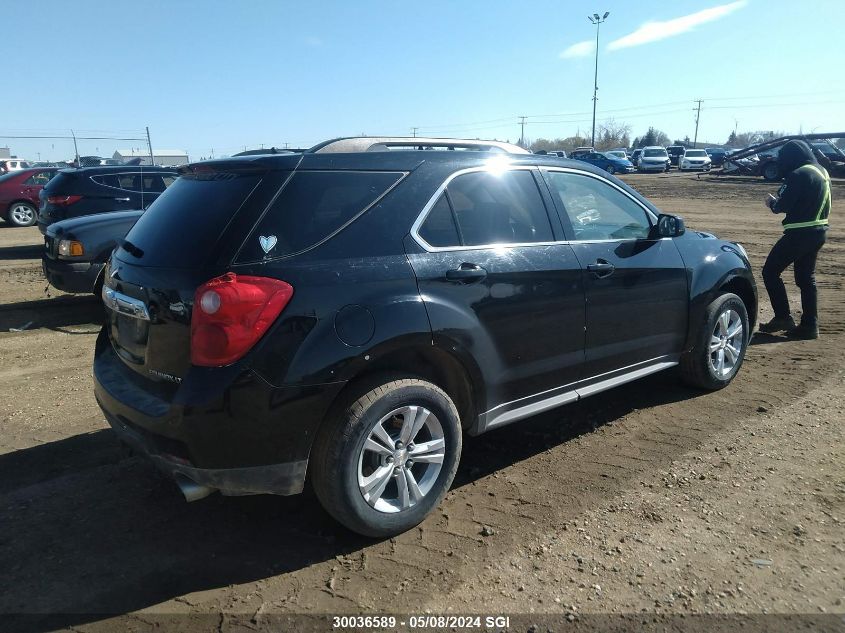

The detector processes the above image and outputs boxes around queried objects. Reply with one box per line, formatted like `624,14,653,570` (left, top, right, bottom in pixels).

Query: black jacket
772,140,831,231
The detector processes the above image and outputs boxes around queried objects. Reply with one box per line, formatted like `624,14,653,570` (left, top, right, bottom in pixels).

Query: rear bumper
93,328,345,495
42,255,102,294
638,163,668,172
104,409,307,496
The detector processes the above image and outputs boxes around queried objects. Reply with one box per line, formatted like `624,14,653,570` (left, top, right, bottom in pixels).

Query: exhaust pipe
174,474,215,502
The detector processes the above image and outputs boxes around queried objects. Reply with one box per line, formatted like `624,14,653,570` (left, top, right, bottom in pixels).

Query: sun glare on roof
484,155,512,176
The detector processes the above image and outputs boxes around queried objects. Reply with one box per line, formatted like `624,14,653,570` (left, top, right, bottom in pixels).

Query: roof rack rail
308,136,530,155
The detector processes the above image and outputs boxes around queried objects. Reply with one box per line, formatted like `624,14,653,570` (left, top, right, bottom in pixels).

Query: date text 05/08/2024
332,615,511,629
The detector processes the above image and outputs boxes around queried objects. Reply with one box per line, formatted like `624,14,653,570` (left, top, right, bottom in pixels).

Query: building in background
113,148,188,166
0,147,11,159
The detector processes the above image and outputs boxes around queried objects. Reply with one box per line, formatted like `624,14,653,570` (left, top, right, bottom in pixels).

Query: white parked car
604,150,628,161
680,149,712,171
0,159,32,173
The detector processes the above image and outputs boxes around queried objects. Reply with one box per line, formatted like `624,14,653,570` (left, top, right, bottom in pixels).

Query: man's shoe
787,323,819,340
759,315,796,333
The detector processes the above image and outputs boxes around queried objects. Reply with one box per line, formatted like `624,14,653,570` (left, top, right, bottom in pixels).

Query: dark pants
762,228,826,325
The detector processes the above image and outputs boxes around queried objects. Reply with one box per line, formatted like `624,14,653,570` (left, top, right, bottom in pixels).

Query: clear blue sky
4,0,844,160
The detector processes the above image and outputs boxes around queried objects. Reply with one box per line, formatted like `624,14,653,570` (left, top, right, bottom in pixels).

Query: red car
0,168,58,227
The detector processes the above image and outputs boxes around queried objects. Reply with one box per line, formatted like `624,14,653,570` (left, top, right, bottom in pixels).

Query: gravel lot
1,173,843,632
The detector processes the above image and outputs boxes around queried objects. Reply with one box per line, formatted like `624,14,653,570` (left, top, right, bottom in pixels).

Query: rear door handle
587,260,615,278
446,263,487,283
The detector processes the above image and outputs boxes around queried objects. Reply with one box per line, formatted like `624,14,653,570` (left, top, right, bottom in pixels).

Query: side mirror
655,214,686,238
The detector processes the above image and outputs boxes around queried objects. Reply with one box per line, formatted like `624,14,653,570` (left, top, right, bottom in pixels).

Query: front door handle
446,263,487,283
587,259,615,278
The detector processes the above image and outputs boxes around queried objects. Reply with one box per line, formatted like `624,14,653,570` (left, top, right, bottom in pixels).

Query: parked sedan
38,165,178,233
43,210,143,294
679,149,712,171
0,159,33,173
0,167,58,227
573,150,634,175
637,147,671,172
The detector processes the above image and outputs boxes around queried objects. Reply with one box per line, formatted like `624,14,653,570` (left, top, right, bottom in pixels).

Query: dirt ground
0,173,843,633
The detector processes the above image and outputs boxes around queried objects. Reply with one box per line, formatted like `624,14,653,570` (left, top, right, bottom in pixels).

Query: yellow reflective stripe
784,219,829,230
790,163,832,224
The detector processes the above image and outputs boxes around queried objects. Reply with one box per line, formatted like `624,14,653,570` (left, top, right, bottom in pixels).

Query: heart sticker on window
259,235,277,254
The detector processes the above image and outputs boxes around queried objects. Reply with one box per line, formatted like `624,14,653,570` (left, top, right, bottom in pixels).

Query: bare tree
595,119,631,151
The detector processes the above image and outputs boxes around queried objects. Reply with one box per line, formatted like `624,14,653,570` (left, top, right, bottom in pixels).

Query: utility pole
588,12,610,148
145,126,154,166
518,116,527,148
692,100,703,148
70,129,80,166
411,127,418,138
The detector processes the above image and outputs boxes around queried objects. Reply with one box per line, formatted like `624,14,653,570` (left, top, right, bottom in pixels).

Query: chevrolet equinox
94,137,757,536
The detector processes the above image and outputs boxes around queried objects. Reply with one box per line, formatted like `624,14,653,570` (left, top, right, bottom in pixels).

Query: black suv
666,145,686,167
38,165,178,233
94,137,757,537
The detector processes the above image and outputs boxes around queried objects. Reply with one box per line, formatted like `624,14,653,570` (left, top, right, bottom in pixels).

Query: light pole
588,11,609,148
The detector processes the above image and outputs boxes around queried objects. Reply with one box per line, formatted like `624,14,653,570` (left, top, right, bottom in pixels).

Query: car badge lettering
148,369,182,384
259,235,277,254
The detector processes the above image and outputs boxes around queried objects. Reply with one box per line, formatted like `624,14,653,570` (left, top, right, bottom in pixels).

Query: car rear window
118,172,261,267
644,149,667,157
235,170,404,262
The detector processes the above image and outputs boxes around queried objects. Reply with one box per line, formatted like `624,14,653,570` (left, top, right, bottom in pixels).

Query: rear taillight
190,273,294,367
47,195,83,206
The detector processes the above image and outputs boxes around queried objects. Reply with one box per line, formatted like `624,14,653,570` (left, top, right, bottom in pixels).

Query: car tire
607,165,616,175
679,293,749,391
762,162,780,181
7,202,37,227
310,376,462,537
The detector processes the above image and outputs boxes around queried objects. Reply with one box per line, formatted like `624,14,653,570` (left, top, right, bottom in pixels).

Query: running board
481,360,678,433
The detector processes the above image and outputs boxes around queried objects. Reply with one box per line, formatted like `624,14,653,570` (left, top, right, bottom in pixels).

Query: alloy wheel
10,203,35,226
357,405,445,513
709,309,744,377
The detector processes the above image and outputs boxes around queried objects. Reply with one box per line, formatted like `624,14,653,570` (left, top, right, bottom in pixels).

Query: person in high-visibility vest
759,140,831,340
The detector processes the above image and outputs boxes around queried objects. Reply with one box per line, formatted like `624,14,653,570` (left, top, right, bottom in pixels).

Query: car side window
142,174,168,193
418,170,553,247
418,194,461,247
545,171,652,241
23,171,53,185
117,173,140,191
92,174,121,188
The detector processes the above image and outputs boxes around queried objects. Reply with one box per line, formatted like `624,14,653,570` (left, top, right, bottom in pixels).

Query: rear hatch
39,171,84,224
104,165,281,382
103,157,406,385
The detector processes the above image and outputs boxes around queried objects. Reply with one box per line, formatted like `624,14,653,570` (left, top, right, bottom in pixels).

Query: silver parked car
637,146,670,172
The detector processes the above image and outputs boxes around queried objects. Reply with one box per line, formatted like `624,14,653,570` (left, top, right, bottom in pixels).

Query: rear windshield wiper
119,239,144,258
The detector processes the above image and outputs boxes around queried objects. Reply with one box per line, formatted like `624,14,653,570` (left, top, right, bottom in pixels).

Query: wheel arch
719,275,757,330
327,343,481,434
684,266,758,352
